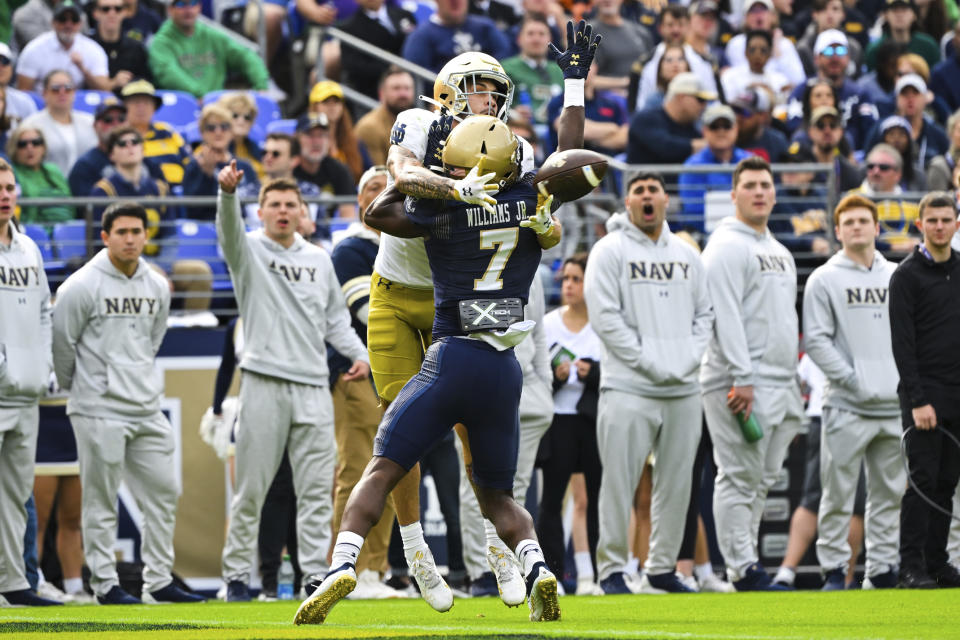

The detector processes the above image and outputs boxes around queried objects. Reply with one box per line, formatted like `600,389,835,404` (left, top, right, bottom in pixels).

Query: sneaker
574,577,604,596
37,582,74,603
677,574,699,592
932,563,960,588
599,572,633,595
96,586,141,605
732,564,791,592
862,570,895,590
639,572,695,594
409,548,453,612
225,580,251,602
347,570,408,600
293,564,357,625
470,572,498,597
698,573,736,593
1,588,63,606
525,562,560,622
486,545,525,607
624,571,644,594
257,589,278,602
65,590,97,605
143,583,206,603
821,568,845,591
898,566,937,589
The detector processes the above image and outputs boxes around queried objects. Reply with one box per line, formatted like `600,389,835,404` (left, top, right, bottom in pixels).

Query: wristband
563,79,585,109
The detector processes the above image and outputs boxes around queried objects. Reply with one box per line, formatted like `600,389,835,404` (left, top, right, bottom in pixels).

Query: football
533,149,608,203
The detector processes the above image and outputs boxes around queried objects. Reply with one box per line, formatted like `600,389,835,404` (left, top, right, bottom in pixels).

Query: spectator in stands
797,0,864,79
589,0,654,96
927,108,960,191
22,71,98,178
217,92,264,180
897,52,931,83
502,15,564,126
678,104,753,236
930,22,960,118
785,30,878,151
685,0,724,72
720,29,790,105
804,106,863,192
633,44,690,111
120,79,192,191
771,142,832,254
789,79,853,157
6,125,74,228
308,81,368,184
68,97,141,196
858,39,903,119
120,0,163,43
627,72,712,165
251,132,325,234
183,105,258,220
90,0,152,89
547,62,627,157
724,0,805,90
400,0,511,73
148,0,270,98
875,74,948,171
852,143,921,251
732,88,789,162
337,0,417,101
873,116,927,191
468,0,519,33
355,67,415,166
241,0,288,67
634,3,718,112
12,0,72,53
294,0,338,34
865,0,940,72
15,0,110,92
294,114,356,221
0,43,38,127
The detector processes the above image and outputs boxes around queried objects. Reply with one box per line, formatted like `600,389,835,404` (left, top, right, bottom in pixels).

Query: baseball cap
783,141,817,164
94,97,127,120
691,0,719,15
703,104,736,126
0,42,12,65
54,0,83,19
895,72,927,95
297,113,330,132
665,72,718,101
879,115,913,137
810,105,840,124
746,0,774,11
730,88,772,115
814,29,848,56
309,80,344,104
884,0,915,9
118,79,163,109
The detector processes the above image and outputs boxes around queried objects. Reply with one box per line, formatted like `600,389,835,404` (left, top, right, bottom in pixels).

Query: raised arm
550,20,601,153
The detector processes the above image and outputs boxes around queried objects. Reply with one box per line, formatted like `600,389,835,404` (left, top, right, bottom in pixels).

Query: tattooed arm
387,145,459,200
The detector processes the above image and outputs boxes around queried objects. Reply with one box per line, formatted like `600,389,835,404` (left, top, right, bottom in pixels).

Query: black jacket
338,8,416,100
552,357,601,421
889,246,960,410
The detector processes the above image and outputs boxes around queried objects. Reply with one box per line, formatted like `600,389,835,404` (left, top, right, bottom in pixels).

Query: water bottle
728,387,763,443
277,554,294,600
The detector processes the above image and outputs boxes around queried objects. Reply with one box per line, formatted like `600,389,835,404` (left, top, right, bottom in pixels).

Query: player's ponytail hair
258,177,303,207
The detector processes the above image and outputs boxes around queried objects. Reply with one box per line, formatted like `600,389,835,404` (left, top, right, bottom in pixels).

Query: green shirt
148,20,270,97
865,32,941,72
501,56,564,125
14,162,74,228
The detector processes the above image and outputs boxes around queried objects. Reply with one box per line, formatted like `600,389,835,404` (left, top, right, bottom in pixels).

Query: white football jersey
374,108,535,289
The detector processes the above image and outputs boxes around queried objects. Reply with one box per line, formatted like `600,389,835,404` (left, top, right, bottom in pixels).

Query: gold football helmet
433,52,515,121
442,115,520,189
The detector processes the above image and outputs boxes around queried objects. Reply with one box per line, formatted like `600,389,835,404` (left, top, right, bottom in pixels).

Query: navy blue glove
548,20,602,80
424,114,455,173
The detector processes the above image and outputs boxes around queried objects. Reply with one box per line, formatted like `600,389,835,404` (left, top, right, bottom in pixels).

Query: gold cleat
528,565,561,622
293,568,357,625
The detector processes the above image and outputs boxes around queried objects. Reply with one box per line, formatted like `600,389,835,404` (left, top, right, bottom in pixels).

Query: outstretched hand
424,114,456,173
520,193,555,235
218,159,244,194
549,20,602,80
452,165,499,215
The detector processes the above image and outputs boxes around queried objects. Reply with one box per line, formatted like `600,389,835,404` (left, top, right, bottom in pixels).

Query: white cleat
293,565,356,625
698,573,736,593
527,563,561,622
678,574,700,592
574,577,605,596
486,545,526,607
347,570,410,600
409,548,453,613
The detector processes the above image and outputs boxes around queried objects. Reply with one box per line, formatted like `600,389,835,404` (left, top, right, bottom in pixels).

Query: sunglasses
814,120,840,130
0,56,9,66
54,13,81,23
265,149,283,158
707,121,733,131
97,4,125,11
49,83,76,93
115,137,142,148
820,45,848,57
867,162,895,172
172,0,201,7
99,114,126,124
203,122,232,132
232,112,254,122
17,138,44,148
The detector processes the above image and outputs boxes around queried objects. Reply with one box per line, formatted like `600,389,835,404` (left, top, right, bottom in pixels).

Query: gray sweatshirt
0,225,52,408
217,191,367,386
53,250,170,418
700,217,798,393
585,214,714,398
516,274,552,415
802,251,900,417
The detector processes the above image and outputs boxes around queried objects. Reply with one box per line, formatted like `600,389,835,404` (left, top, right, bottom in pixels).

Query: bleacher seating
266,119,297,135
23,224,54,261
52,221,89,261
73,91,116,115
156,91,202,133
174,219,233,292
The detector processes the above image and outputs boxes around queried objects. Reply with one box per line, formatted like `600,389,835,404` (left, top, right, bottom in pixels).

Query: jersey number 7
474,228,518,291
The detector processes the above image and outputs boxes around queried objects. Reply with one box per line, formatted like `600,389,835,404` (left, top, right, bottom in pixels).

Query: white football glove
452,165,498,215
520,194,555,235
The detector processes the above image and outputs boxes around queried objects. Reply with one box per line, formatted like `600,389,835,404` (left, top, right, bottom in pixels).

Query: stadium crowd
2,0,960,614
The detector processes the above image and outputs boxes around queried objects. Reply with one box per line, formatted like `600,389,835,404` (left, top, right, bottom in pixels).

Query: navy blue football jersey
406,175,542,339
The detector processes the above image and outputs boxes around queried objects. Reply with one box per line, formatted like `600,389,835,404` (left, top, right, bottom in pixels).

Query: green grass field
3,590,960,640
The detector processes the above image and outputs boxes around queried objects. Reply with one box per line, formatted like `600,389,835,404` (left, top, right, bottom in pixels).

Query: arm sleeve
801,273,857,387
322,254,369,363
331,244,373,326
224,34,270,90
690,254,715,363
68,157,98,197
52,281,93,391
702,238,754,386
151,278,170,354
216,190,252,281
37,246,53,377
87,42,110,77
212,320,237,413
889,266,925,406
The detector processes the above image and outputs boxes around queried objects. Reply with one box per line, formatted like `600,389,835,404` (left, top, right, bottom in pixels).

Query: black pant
678,421,712,560
900,420,960,572
258,450,302,591
536,413,602,579
420,432,466,573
